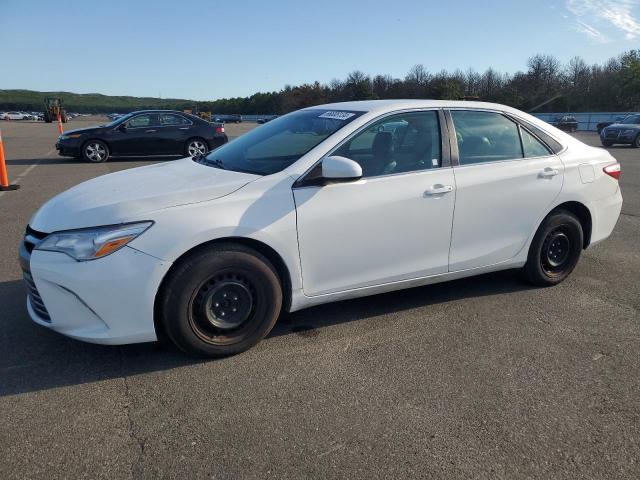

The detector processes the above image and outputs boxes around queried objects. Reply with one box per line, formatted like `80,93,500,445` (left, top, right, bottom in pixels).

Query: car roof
302,99,531,115
128,110,193,115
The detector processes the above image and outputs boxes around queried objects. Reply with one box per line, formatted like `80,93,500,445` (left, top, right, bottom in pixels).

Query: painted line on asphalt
0,149,55,199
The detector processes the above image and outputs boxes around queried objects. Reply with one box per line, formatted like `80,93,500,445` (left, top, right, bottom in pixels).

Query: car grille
605,129,619,139
23,271,51,322
22,226,51,322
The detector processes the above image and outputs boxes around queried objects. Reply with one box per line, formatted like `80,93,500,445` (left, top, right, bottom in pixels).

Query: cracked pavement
0,121,638,479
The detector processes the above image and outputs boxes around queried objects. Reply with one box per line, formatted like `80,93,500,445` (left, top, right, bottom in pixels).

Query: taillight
215,126,224,134
603,163,621,180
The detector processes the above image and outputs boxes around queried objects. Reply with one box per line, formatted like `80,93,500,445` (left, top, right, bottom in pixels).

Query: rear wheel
82,140,109,163
633,134,640,148
602,140,613,147
523,210,583,286
185,138,208,157
159,244,283,357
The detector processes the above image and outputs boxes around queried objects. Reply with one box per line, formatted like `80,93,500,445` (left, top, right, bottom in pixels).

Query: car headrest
372,132,393,157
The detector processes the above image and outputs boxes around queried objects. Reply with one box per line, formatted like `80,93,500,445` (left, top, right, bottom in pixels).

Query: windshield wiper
202,157,226,170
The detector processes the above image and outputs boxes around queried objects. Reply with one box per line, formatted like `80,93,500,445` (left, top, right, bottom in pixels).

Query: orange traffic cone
0,128,20,191
57,112,64,135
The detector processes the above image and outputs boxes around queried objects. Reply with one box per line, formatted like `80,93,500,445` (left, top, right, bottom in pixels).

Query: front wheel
185,138,208,157
602,140,613,147
159,244,283,357
523,210,583,286
633,134,640,148
82,140,109,163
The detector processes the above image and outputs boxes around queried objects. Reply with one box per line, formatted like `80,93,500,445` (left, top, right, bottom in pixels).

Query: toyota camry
20,100,622,357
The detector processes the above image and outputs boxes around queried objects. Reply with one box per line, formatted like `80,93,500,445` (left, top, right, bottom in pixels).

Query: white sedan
21,100,622,357
2,111,29,120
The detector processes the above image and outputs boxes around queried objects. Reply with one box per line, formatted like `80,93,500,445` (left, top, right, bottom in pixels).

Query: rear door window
451,110,523,165
159,114,190,126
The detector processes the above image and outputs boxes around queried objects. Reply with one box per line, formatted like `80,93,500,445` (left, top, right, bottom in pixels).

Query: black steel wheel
159,244,282,357
524,210,583,286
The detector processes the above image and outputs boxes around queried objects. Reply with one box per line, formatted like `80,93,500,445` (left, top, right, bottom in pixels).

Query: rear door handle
424,184,453,196
540,167,559,178
145,129,157,133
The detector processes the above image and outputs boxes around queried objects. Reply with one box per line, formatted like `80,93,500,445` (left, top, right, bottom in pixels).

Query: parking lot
0,117,638,479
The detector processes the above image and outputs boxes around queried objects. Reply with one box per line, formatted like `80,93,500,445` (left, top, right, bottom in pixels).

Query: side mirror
322,156,362,181
118,123,127,132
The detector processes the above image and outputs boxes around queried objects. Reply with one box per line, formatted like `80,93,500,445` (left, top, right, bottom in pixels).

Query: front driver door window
333,111,442,177
293,110,456,296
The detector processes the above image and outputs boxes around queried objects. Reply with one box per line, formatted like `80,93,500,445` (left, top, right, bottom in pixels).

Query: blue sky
1,0,638,100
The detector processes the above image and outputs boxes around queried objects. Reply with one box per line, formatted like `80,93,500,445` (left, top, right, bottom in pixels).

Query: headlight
622,129,635,135
35,222,153,261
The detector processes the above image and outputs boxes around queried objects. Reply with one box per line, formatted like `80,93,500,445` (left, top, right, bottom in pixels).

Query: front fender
127,174,303,291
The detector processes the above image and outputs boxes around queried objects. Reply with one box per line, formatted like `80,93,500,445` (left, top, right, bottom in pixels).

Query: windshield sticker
318,111,356,121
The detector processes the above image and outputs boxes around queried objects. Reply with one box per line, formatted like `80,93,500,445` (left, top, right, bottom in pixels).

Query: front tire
159,244,283,357
82,140,109,163
602,140,613,147
633,134,640,148
523,210,583,287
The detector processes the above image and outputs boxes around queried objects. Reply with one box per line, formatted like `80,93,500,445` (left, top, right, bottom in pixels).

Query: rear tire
82,140,109,163
159,244,283,357
523,210,583,287
602,140,613,147
185,138,208,157
633,134,640,148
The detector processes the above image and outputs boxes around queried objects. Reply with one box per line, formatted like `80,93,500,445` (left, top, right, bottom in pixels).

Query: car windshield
621,115,640,124
199,109,364,175
104,113,134,127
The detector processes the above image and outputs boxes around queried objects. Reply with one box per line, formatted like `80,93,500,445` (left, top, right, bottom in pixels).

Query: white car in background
2,111,29,120
21,100,622,357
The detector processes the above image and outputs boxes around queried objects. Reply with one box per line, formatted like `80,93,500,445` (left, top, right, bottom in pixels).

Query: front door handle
424,184,453,196
145,129,157,133
540,167,559,178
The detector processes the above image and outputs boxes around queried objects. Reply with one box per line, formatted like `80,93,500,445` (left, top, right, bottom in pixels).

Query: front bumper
55,139,81,157
20,236,172,345
601,130,636,144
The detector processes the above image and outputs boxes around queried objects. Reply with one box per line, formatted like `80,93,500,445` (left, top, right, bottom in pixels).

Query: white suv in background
20,100,622,357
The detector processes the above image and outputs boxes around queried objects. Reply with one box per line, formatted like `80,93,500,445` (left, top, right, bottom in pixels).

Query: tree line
2,50,638,115
201,49,640,115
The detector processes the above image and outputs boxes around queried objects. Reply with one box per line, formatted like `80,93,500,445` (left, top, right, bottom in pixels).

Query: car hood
61,126,107,136
607,123,639,129
30,158,259,232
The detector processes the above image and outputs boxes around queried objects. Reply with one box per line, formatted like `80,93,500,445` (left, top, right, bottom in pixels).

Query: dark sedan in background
600,114,640,147
214,114,243,124
56,110,227,162
551,115,578,132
